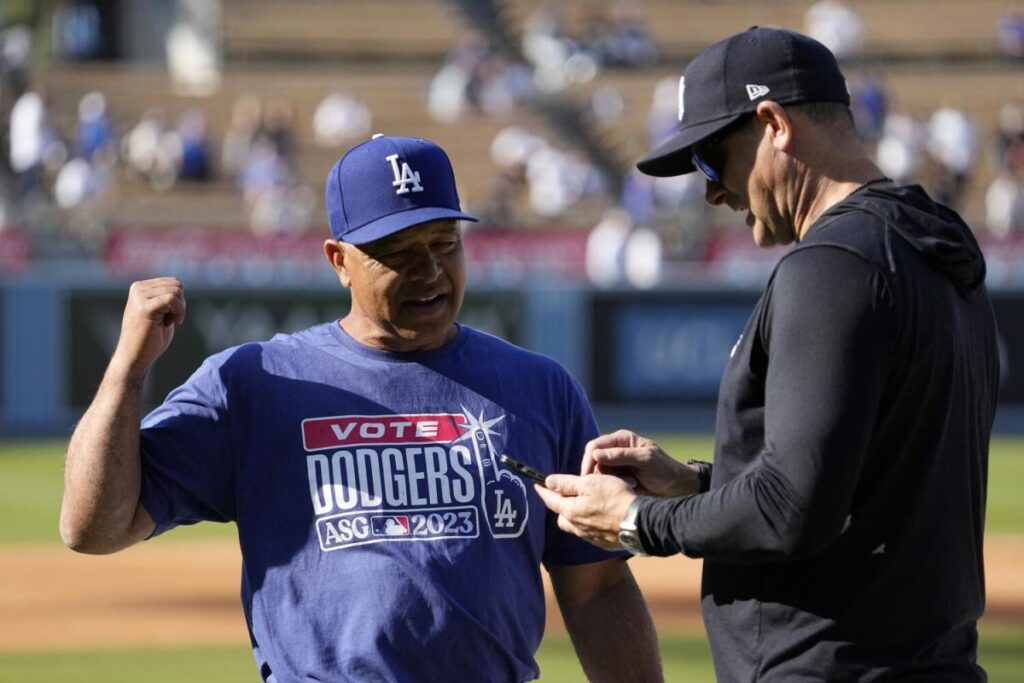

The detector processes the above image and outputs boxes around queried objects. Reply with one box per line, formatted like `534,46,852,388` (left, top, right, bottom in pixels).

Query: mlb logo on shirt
372,515,411,537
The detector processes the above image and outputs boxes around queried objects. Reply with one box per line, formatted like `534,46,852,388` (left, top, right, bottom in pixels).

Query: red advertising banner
103,226,590,282
0,229,30,274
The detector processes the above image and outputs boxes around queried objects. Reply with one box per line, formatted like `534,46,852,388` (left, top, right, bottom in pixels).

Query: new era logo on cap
746,84,770,100
325,134,478,245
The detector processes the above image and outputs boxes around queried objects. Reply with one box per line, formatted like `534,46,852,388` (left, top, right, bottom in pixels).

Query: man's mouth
404,293,446,310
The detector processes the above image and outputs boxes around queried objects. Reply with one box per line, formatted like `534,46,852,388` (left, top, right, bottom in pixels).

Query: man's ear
755,101,793,153
324,239,352,288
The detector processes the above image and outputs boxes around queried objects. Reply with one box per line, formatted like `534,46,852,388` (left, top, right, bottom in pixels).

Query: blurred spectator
123,108,166,182
478,167,527,227
427,61,473,123
428,38,533,122
177,108,212,182
51,0,101,61
586,208,631,287
996,11,1024,59
151,129,185,191
249,183,316,235
9,90,59,202
522,3,573,72
9,90,45,176
622,226,662,289
585,207,670,290
166,0,222,96
620,168,709,260
927,107,978,209
619,169,657,227
427,37,487,123
986,103,1024,238
482,125,545,225
491,125,545,170
584,85,626,125
122,108,181,192
804,0,864,60
525,144,603,218
0,23,32,93
875,111,926,185
53,157,98,209
985,170,1024,238
260,98,297,166
239,136,316,234
523,3,599,92
240,139,286,202
474,54,533,116
221,95,262,179
850,74,888,144
584,1,657,68
75,91,114,162
994,102,1024,169
488,124,605,221
313,92,372,148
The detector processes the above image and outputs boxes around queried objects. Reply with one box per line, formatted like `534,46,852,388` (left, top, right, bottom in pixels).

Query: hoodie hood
814,184,986,298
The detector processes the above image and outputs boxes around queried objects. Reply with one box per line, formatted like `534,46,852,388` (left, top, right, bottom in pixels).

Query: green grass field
1,630,1021,682
1,437,1021,681
4,437,1021,544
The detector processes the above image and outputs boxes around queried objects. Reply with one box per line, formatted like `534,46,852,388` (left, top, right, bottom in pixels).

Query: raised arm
60,277,186,554
549,558,663,683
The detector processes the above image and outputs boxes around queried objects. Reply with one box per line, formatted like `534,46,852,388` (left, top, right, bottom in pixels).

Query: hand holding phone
499,454,549,485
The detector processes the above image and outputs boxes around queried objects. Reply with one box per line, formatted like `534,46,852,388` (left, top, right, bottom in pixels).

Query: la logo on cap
746,84,770,100
386,153,423,195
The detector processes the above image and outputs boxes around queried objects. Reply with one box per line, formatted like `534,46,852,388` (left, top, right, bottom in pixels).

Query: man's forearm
60,360,153,553
552,561,663,683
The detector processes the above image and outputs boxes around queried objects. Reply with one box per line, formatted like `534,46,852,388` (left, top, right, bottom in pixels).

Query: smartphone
499,454,549,484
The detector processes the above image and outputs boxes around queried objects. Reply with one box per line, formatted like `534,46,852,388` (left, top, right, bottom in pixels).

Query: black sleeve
639,246,895,563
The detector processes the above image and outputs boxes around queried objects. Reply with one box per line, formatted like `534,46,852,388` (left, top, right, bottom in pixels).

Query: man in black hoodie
536,27,999,681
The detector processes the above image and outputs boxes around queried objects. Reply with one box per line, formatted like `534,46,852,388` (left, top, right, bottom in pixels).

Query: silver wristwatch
618,497,648,556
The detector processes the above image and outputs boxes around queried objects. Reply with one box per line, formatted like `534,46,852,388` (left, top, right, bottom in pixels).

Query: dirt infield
1,537,1022,652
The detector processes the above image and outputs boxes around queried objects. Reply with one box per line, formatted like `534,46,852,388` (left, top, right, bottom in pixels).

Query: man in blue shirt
60,134,662,682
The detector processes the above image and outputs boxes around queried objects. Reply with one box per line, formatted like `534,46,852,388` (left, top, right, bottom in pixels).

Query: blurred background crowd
1,0,1022,287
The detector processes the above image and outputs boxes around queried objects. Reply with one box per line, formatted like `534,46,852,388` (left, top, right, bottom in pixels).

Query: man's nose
407,246,442,281
704,180,728,207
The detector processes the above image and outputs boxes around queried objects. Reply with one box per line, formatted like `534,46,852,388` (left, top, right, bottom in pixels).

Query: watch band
618,497,649,556
686,459,712,493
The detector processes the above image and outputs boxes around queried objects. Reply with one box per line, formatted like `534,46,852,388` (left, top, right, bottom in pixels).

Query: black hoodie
638,185,999,681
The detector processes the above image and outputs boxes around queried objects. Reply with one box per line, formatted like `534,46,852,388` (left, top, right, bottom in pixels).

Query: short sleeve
139,349,240,536
543,371,630,566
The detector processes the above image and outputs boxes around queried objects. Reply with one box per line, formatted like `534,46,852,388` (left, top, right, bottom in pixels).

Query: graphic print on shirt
301,406,529,551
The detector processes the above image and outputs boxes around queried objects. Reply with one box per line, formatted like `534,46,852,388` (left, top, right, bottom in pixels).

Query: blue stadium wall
3,275,1024,435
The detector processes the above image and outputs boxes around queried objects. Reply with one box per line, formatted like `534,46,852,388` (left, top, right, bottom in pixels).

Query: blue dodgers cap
637,26,851,177
325,134,479,244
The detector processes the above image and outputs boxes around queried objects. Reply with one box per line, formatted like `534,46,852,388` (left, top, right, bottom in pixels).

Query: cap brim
636,114,748,178
340,207,479,245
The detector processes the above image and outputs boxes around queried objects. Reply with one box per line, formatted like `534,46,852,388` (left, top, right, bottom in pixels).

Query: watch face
618,529,647,556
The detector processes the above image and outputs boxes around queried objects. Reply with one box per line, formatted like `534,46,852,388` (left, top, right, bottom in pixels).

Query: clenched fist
111,277,186,378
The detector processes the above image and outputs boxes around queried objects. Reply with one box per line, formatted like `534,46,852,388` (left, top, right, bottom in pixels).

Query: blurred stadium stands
2,0,1020,248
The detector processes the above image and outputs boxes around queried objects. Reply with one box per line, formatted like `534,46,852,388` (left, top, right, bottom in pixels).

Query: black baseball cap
637,26,851,178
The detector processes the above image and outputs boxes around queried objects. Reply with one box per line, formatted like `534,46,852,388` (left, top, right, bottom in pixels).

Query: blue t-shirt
139,322,621,682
